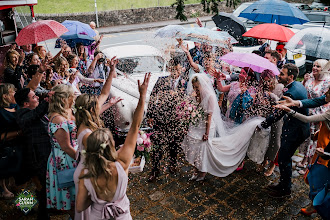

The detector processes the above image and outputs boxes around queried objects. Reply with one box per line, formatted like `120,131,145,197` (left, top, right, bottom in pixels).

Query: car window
235,36,259,47
117,56,164,74
306,14,325,22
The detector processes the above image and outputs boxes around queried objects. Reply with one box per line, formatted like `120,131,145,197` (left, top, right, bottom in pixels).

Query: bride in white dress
181,73,265,181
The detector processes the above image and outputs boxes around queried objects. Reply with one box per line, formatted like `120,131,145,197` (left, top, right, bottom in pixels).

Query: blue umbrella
55,34,95,48
61,20,96,37
239,0,310,25
55,20,96,48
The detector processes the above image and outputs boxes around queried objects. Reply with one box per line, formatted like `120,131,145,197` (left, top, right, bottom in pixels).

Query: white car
102,45,168,133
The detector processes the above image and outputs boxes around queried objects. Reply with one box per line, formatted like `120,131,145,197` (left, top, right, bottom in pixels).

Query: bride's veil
187,73,233,138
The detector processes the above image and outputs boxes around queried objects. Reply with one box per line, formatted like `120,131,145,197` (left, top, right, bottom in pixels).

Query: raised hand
109,96,123,106
274,104,291,112
195,18,203,27
277,96,299,107
138,72,151,98
108,56,118,71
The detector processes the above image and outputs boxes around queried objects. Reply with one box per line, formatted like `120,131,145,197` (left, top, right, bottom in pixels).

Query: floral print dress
304,77,330,157
46,120,78,210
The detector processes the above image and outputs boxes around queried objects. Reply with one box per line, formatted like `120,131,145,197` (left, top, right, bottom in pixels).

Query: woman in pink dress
73,57,121,220
76,73,150,219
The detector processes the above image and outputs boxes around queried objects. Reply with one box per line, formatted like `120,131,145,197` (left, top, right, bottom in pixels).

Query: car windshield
117,56,164,74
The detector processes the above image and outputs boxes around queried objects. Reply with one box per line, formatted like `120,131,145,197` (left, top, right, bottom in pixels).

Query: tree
172,0,241,21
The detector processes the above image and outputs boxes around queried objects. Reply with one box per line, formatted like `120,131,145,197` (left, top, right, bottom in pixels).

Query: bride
181,73,264,181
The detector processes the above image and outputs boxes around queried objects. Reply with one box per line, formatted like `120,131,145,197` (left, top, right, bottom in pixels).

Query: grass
34,0,201,14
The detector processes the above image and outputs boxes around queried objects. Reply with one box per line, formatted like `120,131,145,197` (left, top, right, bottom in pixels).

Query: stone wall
35,0,315,27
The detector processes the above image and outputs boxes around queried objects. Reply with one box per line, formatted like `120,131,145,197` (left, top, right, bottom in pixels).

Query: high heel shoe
300,208,317,216
236,161,245,171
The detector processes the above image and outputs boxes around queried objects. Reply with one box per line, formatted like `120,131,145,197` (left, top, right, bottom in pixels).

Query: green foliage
172,0,240,22
171,0,188,21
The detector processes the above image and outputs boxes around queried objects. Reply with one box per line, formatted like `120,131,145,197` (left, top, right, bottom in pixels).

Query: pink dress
74,128,92,220
83,162,132,220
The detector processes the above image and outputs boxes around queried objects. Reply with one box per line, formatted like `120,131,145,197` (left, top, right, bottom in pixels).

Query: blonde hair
3,50,20,69
315,59,329,79
79,128,117,195
55,56,69,78
0,83,15,108
33,46,46,59
48,84,74,118
75,94,104,131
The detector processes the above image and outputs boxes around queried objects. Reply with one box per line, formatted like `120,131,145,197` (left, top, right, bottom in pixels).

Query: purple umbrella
220,52,280,75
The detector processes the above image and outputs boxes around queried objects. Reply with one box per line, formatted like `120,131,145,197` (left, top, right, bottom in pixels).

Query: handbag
0,132,22,177
313,183,330,220
49,119,77,189
307,156,330,200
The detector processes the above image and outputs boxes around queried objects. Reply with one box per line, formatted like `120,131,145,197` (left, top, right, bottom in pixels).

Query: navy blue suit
301,95,327,108
261,81,310,192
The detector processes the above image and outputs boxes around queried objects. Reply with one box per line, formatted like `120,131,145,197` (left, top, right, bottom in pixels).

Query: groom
259,63,310,198
146,57,187,182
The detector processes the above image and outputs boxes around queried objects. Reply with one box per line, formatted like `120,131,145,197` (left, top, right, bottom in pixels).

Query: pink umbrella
16,20,68,46
220,52,280,75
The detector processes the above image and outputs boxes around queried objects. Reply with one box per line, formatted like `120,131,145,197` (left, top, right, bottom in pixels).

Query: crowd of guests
0,21,329,220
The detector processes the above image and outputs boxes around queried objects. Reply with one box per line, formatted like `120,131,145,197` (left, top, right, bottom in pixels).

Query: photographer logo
15,189,38,214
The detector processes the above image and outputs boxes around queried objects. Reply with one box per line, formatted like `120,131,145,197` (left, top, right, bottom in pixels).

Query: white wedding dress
181,74,265,177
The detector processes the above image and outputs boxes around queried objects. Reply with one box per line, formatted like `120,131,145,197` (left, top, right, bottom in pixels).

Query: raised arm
117,73,150,170
177,38,200,73
275,104,330,123
97,57,118,108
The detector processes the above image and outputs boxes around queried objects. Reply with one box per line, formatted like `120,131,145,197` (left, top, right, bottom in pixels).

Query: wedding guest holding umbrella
33,46,48,61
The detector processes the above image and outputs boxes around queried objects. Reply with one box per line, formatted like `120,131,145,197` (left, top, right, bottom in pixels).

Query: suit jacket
301,95,327,108
146,76,186,145
261,81,309,136
16,101,51,168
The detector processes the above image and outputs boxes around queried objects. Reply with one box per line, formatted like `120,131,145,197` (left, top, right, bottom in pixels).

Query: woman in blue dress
46,84,78,217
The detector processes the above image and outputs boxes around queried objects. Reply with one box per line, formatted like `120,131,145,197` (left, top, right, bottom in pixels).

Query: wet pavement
0,153,322,220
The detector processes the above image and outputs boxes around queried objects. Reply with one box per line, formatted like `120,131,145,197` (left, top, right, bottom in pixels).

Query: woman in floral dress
46,84,78,217
299,59,330,174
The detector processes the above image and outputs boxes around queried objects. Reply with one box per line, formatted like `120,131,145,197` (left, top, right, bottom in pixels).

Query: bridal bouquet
176,97,204,127
135,130,152,161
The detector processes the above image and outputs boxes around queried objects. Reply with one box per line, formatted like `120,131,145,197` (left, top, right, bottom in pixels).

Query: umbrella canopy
212,12,246,40
220,52,280,75
285,27,330,60
238,0,310,25
154,25,185,38
242,23,295,42
55,34,95,48
61,20,96,38
177,27,238,47
15,20,68,46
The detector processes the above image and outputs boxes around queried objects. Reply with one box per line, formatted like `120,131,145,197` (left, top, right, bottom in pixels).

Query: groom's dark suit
146,75,187,175
261,81,310,193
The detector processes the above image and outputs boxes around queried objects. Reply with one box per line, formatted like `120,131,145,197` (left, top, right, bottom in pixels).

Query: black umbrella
212,12,246,40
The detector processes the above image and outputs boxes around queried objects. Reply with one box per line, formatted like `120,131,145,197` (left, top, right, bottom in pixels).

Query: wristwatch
288,110,296,116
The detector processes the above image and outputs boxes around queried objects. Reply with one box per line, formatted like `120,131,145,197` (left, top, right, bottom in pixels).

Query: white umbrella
154,25,185,38
285,27,330,59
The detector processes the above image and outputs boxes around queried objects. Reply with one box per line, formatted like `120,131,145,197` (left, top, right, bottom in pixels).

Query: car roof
102,45,163,59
